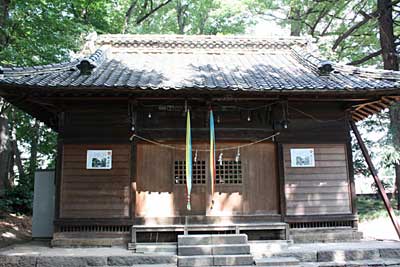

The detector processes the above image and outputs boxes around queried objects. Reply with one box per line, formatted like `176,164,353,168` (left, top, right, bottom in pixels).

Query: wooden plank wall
283,144,352,216
135,142,279,218
60,144,131,218
62,101,130,143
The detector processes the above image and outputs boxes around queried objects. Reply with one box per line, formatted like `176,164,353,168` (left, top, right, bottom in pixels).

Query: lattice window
216,160,242,184
174,161,206,184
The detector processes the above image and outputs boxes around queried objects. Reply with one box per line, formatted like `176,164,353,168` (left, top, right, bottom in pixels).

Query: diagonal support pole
349,120,400,238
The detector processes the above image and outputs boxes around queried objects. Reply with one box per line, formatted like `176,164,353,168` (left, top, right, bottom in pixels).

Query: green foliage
130,0,255,34
254,0,392,67
0,174,34,215
0,0,127,66
357,195,400,222
371,179,393,194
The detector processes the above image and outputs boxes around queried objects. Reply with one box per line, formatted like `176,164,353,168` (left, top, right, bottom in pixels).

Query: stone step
250,240,292,258
178,234,248,246
255,257,300,266
179,244,251,256
51,237,126,247
106,255,177,266
290,229,363,244
273,248,383,263
133,243,177,254
214,255,254,266
300,258,400,267
317,248,380,262
99,265,177,267
178,255,254,267
178,255,214,267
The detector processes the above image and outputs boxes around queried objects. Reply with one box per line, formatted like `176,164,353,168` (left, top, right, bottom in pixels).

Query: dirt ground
0,211,32,248
359,217,400,241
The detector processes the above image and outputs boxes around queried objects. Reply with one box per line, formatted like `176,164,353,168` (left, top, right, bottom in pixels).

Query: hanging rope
288,106,346,123
130,132,280,152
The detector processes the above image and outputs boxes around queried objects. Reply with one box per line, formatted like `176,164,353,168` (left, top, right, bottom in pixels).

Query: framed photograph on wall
86,150,112,169
290,148,315,167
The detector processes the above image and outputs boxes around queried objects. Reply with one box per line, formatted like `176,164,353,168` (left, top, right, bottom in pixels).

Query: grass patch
357,195,400,222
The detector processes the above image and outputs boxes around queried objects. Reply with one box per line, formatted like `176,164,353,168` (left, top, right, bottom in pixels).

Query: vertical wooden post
349,120,400,238
54,112,65,221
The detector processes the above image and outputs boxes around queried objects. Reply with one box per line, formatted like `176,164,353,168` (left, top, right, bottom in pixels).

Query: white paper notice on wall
290,148,315,168
86,150,112,169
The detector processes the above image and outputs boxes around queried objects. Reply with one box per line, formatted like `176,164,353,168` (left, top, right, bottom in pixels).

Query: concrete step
178,255,254,266
178,234,248,246
179,244,251,256
256,257,300,266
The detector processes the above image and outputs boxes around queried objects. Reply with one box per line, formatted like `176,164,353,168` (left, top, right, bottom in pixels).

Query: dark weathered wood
135,141,278,218
283,144,352,216
346,132,357,215
60,143,131,219
285,214,357,223
54,111,65,220
277,143,286,219
350,120,400,238
54,137,63,220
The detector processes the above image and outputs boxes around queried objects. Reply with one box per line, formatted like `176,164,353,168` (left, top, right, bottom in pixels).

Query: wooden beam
349,120,400,238
381,96,394,105
375,102,388,109
356,109,372,117
362,105,381,114
352,113,364,122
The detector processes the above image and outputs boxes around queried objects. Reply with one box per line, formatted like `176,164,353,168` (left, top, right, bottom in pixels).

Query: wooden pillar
129,100,137,244
54,112,65,221
349,120,400,238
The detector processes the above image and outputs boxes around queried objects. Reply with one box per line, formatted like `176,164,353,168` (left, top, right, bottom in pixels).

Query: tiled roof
1,34,400,92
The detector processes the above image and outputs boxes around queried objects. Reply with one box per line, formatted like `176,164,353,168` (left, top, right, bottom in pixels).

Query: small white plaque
290,148,315,167
86,150,112,169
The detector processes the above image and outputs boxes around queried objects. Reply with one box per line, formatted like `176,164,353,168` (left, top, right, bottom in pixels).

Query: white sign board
86,150,112,169
290,148,315,167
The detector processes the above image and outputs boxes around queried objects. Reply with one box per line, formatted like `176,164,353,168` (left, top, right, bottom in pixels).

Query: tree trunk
390,104,400,208
123,0,137,33
12,140,24,178
396,164,400,209
378,0,400,208
0,0,10,47
289,6,301,36
0,116,11,196
378,0,399,71
176,0,187,34
29,120,40,175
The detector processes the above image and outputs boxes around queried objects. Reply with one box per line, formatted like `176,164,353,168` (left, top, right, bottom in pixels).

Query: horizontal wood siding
283,144,351,216
60,144,131,218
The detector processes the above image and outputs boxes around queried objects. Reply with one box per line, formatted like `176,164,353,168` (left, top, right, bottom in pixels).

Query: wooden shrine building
0,34,400,246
